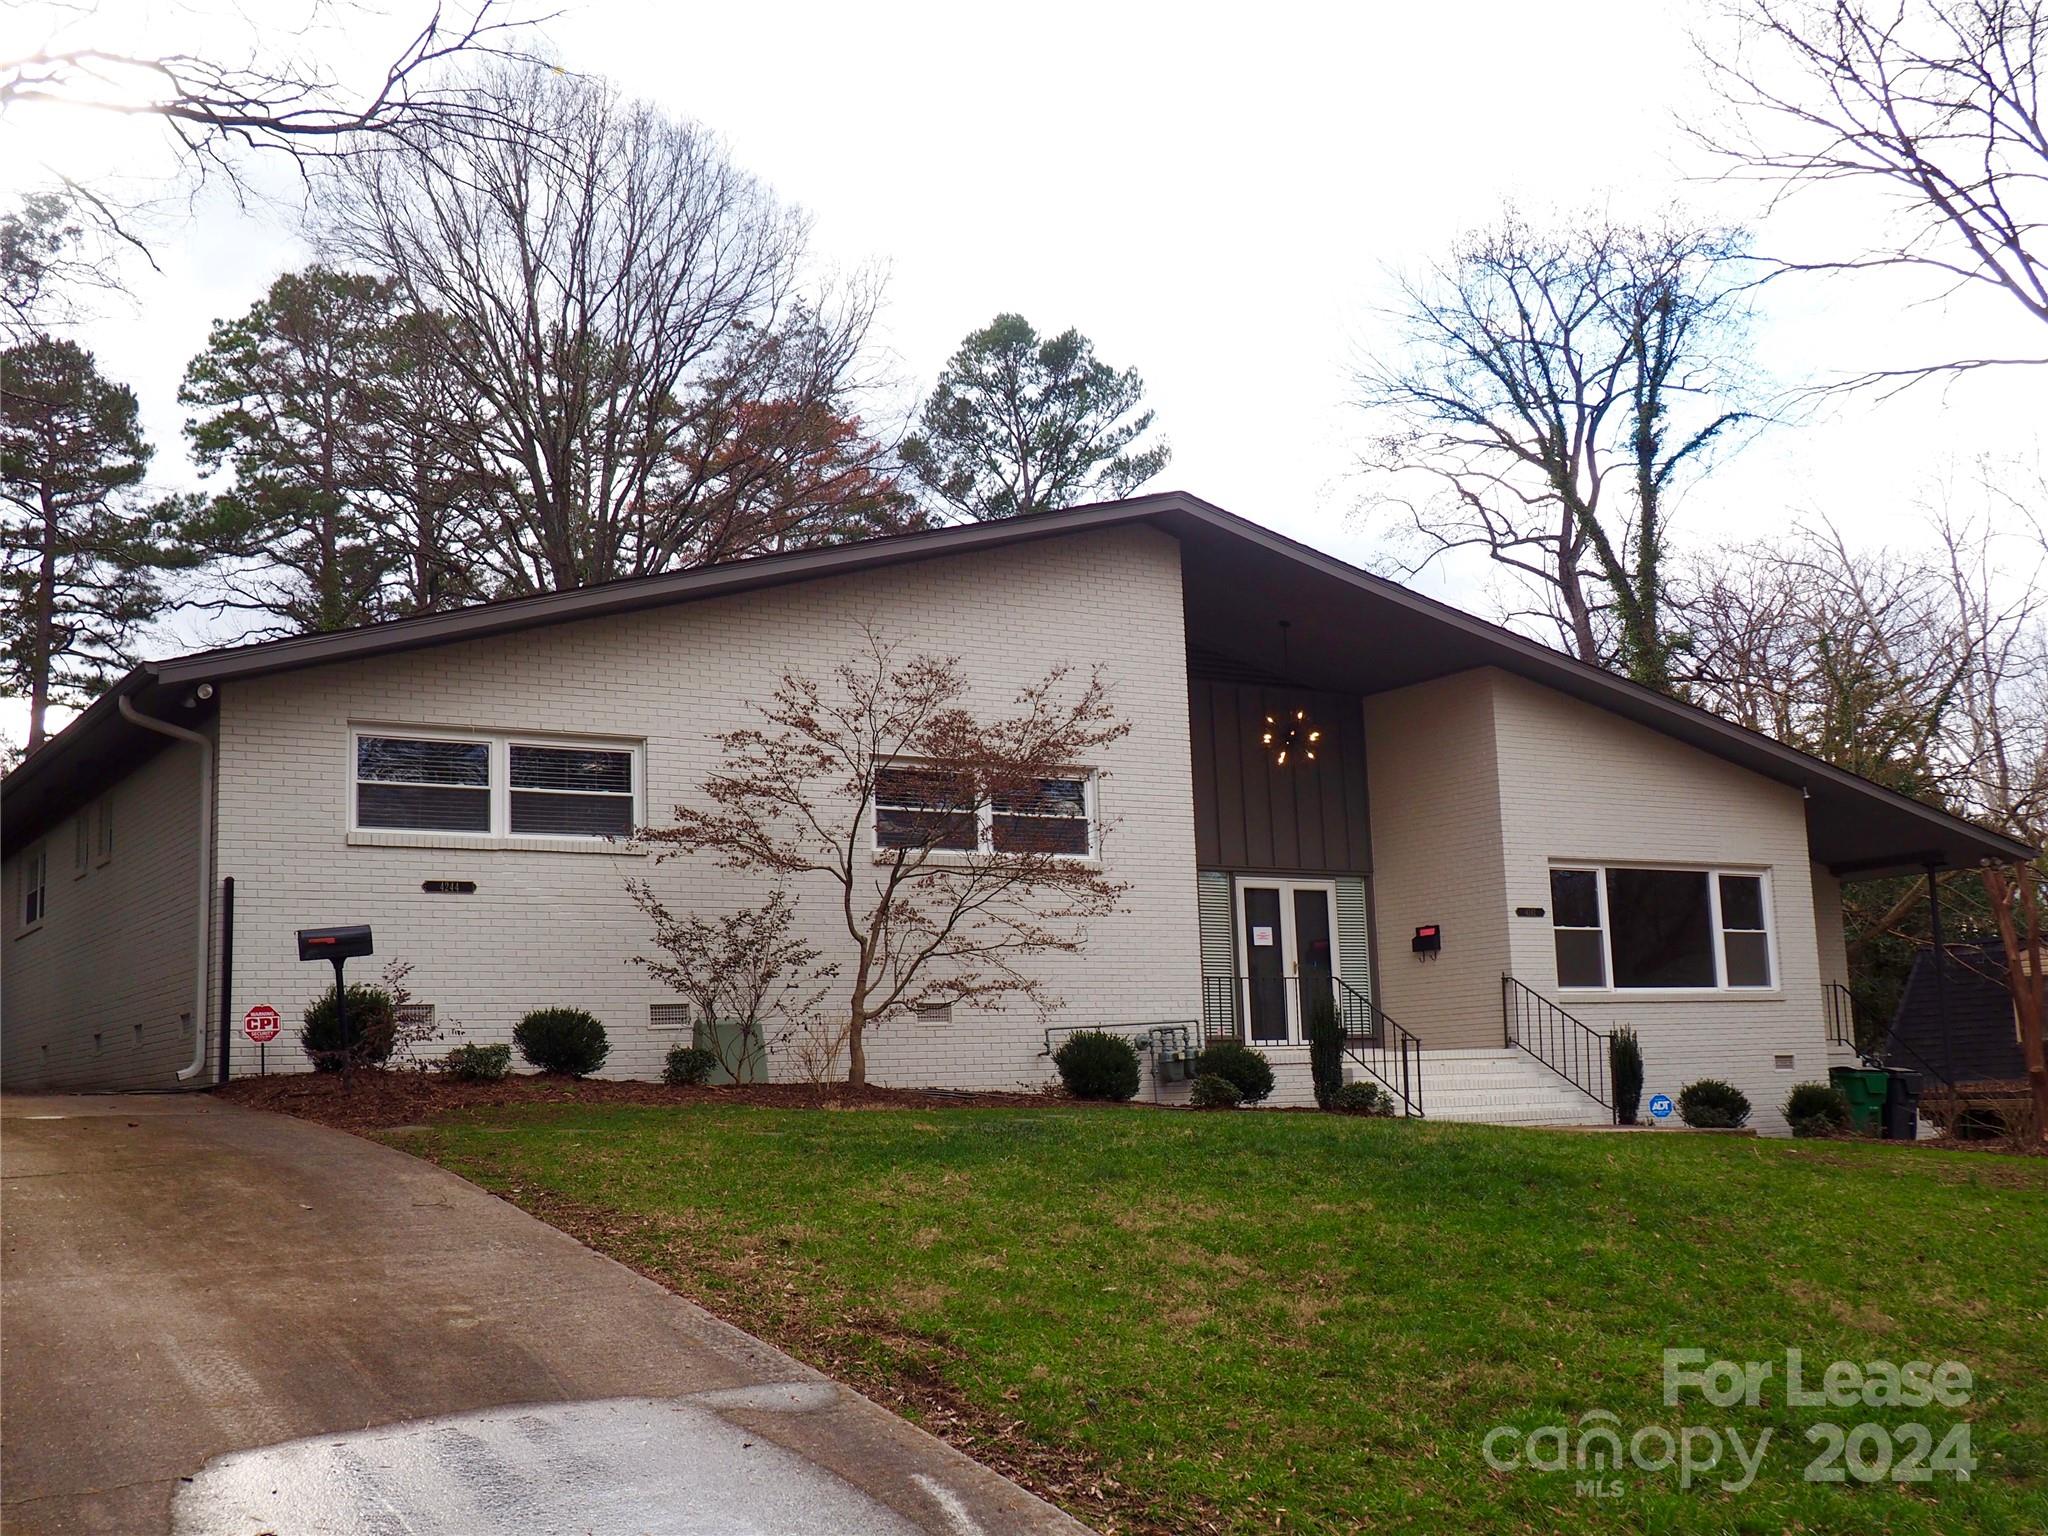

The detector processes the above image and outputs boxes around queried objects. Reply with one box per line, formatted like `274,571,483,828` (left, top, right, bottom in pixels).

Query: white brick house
3,494,2027,1132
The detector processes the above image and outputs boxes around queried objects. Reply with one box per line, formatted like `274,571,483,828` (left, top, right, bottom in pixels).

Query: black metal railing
1501,975,1613,1116
1200,973,1425,1117
1824,982,1857,1048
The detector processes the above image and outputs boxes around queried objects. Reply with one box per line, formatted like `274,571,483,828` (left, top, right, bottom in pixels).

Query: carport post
1926,865,1955,1088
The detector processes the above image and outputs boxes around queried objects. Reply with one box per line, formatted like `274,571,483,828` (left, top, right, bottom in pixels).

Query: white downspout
119,693,213,1081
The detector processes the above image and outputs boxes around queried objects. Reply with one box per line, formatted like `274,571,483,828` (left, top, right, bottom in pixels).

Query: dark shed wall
1188,681,1370,872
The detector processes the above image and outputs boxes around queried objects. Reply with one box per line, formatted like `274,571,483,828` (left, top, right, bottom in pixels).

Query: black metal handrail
1199,973,1425,1117
1824,982,1857,1048
1501,975,1613,1116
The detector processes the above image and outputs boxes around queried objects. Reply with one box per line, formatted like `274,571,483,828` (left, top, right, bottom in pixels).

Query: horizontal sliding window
352,730,640,840
356,735,491,832
992,776,1092,855
510,744,635,835
873,764,1097,858
1551,864,1773,992
874,766,978,851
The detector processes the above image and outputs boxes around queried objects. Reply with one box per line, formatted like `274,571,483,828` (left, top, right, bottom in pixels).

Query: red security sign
243,1004,281,1043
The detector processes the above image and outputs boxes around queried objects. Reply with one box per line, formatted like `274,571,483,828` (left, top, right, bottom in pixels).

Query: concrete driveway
0,1094,1091,1536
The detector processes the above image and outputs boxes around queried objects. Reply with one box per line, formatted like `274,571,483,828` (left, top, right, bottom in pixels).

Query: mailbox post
297,925,373,1087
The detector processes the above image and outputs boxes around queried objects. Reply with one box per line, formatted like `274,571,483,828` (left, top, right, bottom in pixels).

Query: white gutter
118,693,213,1081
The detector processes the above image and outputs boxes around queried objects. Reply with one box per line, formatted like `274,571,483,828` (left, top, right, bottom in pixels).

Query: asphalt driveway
0,1093,1090,1536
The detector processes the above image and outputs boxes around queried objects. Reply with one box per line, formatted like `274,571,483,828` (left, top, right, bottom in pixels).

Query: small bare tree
1698,0,2048,386
1357,209,1759,691
626,885,835,1083
642,630,1130,1086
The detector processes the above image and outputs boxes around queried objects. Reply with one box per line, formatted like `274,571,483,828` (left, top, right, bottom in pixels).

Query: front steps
1403,1047,1612,1127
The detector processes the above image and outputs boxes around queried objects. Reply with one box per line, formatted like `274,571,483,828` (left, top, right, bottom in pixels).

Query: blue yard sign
1648,1093,1675,1120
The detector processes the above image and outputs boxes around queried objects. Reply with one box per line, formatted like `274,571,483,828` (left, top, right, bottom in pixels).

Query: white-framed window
1549,864,1775,992
871,764,1097,859
20,845,48,929
350,728,641,840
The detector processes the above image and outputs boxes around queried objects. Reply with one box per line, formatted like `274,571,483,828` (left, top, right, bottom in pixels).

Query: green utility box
692,1019,768,1085
1829,1066,1890,1137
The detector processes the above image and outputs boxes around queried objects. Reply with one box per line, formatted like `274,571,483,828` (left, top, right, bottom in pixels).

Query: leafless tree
626,886,836,1083
1676,519,1970,799
1697,0,2048,387
320,61,895,592
1357,209,1760,692
641,629,1130,1087
1,1,546,258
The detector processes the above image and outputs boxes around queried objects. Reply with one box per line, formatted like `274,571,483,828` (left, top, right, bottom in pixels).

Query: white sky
5,0,2044,747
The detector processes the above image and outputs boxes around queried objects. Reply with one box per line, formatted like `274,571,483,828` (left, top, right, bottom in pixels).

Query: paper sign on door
1251,926,1276,947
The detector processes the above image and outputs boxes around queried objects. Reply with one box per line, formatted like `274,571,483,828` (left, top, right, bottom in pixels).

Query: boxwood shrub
664,1044,719,1087
1189,1073,1242,1109
1783,1081,1851,1138
513,1007,610,1076
439,1042,512,1082
1678,1077,1752,1129
299,983,398,1072
1192,1039,1275,1105
1329,1079,1394,1116
1053,1030,1140,1101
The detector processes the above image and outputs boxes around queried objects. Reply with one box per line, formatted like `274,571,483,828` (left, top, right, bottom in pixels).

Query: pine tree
0,338,169,750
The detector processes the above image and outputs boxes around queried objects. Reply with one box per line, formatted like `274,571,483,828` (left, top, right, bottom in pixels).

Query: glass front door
1237,879,1340,1044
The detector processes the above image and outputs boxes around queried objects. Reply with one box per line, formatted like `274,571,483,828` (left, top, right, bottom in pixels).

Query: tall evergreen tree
179,265,478,633
901,314,1172,521
0,338,169,750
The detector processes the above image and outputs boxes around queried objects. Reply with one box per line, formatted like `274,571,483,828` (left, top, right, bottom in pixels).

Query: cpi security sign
242,1004,281,1044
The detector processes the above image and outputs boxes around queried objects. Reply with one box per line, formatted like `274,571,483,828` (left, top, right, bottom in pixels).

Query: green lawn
398,1105,2048,1534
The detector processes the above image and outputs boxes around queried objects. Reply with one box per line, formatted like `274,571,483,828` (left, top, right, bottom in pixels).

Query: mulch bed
215,1068,1065,1133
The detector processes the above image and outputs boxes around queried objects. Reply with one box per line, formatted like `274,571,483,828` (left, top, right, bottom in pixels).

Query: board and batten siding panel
1189,681,1370,873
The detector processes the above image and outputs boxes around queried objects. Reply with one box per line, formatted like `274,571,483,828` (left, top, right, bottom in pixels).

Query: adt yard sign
1649,1093,1675,1121
243,1004,281,1044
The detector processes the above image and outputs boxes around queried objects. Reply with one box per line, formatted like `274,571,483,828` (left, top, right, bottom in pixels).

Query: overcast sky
5,0,2043,746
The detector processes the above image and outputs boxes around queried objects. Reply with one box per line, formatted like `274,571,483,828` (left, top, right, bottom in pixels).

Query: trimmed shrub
513,1007,610,1076
1678,1077,1752,1129
1053,1030,1141,1101
1330,1079,1394,1116
1188,1073,1242,1110
664,1044,719,1087
1307,995,1344,1109
439,1042,512,1082
1783,1082,1851,1138
1610,1027,1644,1126
1193,1039,1276,1105
299,983,398,1072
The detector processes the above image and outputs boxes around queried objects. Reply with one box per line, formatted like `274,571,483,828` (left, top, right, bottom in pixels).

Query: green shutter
1198,870,1236,1040
1336,876,1372,1004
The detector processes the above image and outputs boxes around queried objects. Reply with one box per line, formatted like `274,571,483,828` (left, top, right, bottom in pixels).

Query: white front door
1235,878,1341,1045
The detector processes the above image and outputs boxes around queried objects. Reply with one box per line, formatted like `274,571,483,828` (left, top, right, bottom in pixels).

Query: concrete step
1387,1045,1612,1127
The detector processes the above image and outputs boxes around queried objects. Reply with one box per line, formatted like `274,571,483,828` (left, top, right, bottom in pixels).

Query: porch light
1262,708,1321,766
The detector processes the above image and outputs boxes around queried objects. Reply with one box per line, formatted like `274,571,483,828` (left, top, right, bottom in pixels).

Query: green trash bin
1829,1066,1889,1137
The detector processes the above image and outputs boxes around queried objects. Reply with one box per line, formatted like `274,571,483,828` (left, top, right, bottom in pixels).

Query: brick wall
210,526,1201,1090
1488,670,1829,1134
2,735,207,1090
1364,673,1511,1049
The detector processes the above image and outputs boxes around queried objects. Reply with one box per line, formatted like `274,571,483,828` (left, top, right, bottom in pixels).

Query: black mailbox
1412,923,1442,956
297,925,373,962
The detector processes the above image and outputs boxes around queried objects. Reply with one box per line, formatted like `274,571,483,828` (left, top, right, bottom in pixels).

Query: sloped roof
3,490,2033,872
